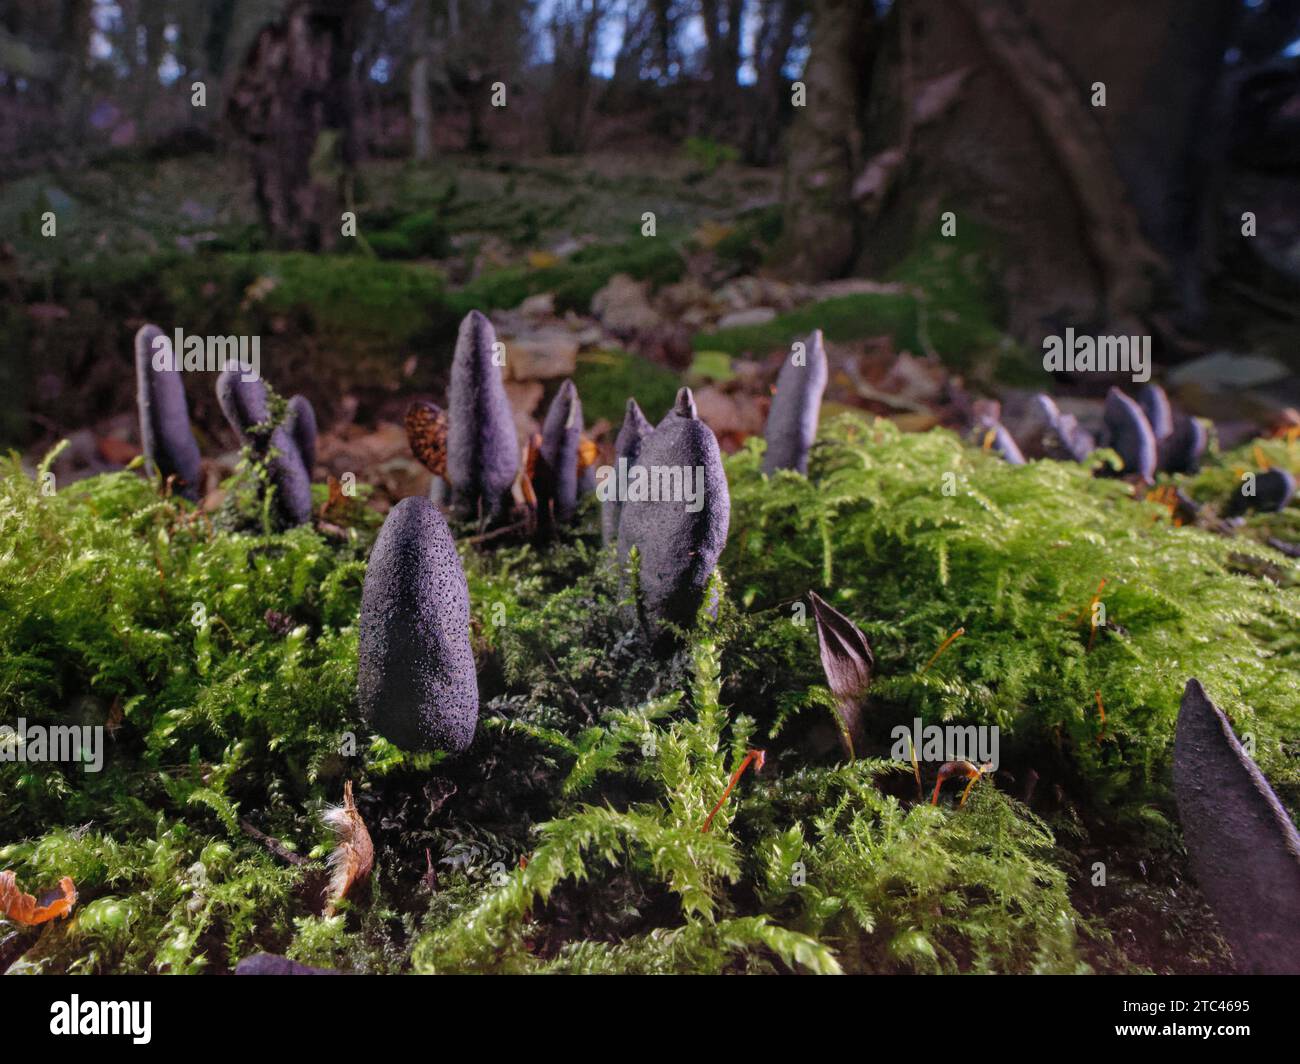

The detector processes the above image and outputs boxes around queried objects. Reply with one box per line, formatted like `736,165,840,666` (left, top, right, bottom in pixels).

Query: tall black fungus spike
286,394,318,476
763,329,829,475
1137,383,1173,442
535,379,583,529
1101,387,1157,482
447,310,518,523
1174,679,1300,974
617,387,730,651
134,324,202,501
602,398,654,545
1161,412,1207,475
1225,467,1296,518
357,496,478,753
215,369,312,528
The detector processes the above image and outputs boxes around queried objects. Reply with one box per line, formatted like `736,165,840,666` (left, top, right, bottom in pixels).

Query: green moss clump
572,349,682,427
3,411,1297,974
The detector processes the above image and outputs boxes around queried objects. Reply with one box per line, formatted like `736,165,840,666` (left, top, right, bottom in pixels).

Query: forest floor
3,147,1300,974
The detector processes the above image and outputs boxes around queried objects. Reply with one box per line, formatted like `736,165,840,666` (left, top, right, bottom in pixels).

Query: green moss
455,237,685,317
572,349,682,426
3,412,1297,974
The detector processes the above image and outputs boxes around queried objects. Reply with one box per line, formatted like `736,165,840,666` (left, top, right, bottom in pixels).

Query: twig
240,819,307,866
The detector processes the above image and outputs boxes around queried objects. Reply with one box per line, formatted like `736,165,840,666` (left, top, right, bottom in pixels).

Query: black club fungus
763,329,829,475
357,496,478,753
216,369,313,528
287,394,318,476
618,387,730,649
535,379,584,529
134,324,202,502
447,310,519,524
602,397,653,546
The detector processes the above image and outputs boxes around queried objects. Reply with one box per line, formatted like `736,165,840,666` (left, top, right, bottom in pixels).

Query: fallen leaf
404,400,448,477
323,780,373,916
0,870,77,925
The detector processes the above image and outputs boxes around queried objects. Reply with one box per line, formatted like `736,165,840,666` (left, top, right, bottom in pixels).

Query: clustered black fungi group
615,387,731,649
216,368,314,529
980,382,1294,522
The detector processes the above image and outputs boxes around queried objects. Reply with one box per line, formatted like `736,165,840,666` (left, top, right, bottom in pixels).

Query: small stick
239,818,307,866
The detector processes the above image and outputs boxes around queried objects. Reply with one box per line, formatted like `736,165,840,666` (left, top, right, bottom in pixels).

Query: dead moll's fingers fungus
447,310,519,524
1101,387,1157,483
618,387,730,649
602,398,654,545
286,394,318,476
535,379,584,530
358,496,478,753
763,329,829,475
215,369,313,527
1174,679,1300,974
808,591,873,758
134,324,202,501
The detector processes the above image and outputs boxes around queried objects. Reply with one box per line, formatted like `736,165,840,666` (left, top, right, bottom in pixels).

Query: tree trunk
226,0,362,251
409,0,434,162
744,0,803,166
842,0,1237,339
777,0,875,281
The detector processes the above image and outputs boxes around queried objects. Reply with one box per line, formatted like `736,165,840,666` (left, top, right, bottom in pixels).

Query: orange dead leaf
577,435,599,472
323,780,373,916
0,870,77,925
405,400,448,477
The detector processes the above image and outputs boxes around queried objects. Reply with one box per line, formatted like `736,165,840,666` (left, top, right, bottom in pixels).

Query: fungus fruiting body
1225,467,1295,517
763,329,829,475
447,310,519,524
1162,412,1207,474
134,324,203,501
602,398,654,545
215,369,313,527
1023,394,1094,463
617,387,730,649
287,394,318,475
1137,383,1174,443
1101,387,1157,482
1174,678,1300,974
357,496,478,753
535,379,584,529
